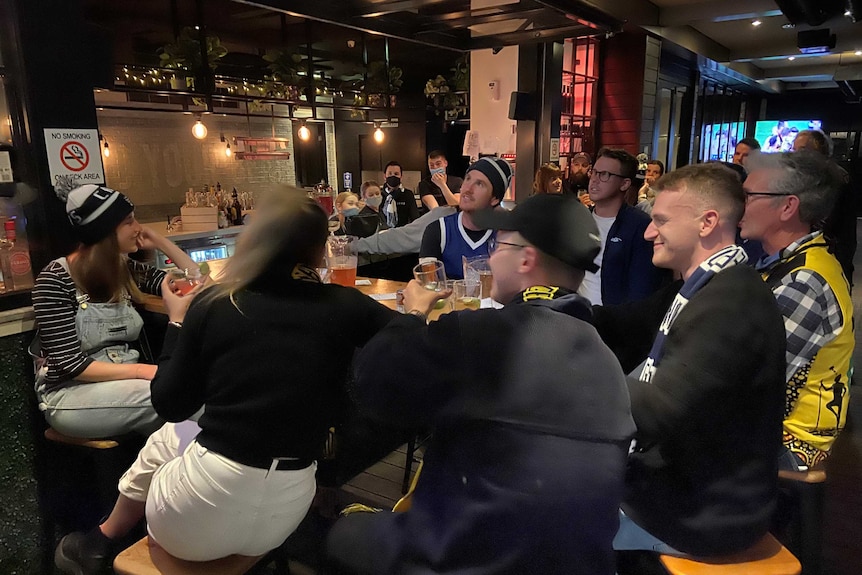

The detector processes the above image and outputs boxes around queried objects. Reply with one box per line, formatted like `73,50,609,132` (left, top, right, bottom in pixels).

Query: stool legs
794,480,825,575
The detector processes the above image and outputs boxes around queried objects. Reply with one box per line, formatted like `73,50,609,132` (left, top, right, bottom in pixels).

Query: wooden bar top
140,277,411,315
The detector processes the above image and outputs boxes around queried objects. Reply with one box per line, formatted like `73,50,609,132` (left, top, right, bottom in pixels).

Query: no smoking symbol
60,141,89,172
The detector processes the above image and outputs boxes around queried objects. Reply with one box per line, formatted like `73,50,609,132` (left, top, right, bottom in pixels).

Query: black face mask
385,175,401,188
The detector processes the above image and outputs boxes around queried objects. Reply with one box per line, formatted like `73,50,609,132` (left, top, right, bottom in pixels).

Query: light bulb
192,119,208,139
102,141,110,158
373,127,384,144
298,124,311,141
225,142,232,157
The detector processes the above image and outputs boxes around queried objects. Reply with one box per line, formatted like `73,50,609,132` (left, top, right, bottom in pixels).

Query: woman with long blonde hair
55,190,397,573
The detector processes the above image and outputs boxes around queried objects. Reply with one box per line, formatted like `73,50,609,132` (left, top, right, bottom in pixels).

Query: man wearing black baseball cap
327,194,635,575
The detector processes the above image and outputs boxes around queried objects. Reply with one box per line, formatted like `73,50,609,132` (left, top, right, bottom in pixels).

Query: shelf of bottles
560,38,599,168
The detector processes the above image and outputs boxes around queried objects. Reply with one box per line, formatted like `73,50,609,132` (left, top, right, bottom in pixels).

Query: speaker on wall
508,91,536,121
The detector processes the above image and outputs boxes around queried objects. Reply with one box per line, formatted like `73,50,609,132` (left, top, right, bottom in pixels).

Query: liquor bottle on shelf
230,188,243,226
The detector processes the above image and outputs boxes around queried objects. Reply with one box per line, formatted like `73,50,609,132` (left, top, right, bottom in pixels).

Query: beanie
66,184,135,245
466,157,513,201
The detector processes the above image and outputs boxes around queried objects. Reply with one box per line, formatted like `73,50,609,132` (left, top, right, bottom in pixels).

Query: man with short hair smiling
580,147,668,305
739,150,853,472
593,162,786,558
327,194,636,575
419,156,511,279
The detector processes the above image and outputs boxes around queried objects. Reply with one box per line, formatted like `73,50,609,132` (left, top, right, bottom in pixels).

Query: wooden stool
113,536,263,575
44,427,120,450
659,533,801,575
778,468,827,575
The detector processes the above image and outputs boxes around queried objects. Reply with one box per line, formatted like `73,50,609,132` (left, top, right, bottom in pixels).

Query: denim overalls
34,257,162,438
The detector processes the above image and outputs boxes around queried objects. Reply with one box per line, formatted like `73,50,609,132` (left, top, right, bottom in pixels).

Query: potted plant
158,27,228,89
365,61,402,107
425,54,469,120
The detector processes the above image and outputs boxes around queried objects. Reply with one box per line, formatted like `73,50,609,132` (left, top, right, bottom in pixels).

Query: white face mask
365,195,382,208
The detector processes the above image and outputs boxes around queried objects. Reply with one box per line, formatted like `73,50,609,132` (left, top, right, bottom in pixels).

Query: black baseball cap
473,194,601,272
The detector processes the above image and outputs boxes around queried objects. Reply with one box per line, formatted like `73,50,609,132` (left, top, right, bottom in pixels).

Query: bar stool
40,427,136,570
777,468,827,575
113,536,263,575
659,533,800,575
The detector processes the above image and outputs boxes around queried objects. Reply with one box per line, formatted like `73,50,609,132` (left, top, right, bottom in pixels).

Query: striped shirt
32,258,164,384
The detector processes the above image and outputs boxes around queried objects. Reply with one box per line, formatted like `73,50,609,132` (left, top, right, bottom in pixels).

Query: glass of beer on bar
326,235,358,287
413,258,447,292
452,279,481,311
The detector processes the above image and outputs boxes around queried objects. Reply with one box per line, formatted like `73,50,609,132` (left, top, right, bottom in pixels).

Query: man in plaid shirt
739,149,854,471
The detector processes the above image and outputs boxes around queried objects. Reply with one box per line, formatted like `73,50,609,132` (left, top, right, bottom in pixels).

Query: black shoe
54,529,114,575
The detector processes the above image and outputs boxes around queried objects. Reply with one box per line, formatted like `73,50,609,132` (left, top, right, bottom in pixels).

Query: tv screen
753,120,822,153
701,122,745,162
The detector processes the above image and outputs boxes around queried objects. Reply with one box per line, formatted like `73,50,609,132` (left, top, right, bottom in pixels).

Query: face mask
365,196,382,208
430,167,445,177
385,175,401,188
342,207,360,218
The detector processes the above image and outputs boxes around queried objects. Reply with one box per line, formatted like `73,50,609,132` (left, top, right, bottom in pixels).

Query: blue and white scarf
639,244,748,383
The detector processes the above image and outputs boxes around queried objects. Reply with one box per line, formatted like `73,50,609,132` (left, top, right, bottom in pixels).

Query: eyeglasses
744,191,793,202
588,168,627,182
488,237,527,254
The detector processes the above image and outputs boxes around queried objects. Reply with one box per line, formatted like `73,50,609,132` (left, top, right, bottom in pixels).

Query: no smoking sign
44,128,105,190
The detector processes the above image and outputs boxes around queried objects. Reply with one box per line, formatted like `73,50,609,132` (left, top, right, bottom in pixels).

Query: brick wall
97,110,304,223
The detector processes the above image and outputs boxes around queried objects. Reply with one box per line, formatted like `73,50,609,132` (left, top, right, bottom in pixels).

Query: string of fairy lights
116,66,371,100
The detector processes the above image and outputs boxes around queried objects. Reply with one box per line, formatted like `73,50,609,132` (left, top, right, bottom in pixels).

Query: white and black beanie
66,184,134,245
466,157,513,201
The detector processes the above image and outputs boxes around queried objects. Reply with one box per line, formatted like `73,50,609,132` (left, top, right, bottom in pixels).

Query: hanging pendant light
192,115,208,139
298,120,311,141
373,122,384,144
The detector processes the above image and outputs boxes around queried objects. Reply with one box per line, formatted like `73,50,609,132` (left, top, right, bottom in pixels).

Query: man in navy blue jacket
580,148,670,305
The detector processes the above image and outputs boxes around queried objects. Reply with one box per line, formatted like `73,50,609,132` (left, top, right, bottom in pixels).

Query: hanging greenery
158,27,228,72
262,49,303,85
424,54,469,120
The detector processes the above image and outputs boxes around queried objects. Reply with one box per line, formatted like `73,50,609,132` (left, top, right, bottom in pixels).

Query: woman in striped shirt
32,184,198,439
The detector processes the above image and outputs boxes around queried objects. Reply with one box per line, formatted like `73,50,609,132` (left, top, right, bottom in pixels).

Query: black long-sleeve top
150,272,397,465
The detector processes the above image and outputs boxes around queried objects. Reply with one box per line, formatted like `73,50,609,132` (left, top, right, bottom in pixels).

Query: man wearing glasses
327,194,636,575
580,147,669,305
739,150,853,473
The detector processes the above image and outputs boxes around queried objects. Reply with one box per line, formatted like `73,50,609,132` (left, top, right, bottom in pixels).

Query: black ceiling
81,0,619,90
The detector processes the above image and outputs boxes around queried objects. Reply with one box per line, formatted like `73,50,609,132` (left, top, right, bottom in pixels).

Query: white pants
118,421,317,561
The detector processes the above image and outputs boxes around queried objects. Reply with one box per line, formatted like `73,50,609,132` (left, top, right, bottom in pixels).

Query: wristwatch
407,309,427,322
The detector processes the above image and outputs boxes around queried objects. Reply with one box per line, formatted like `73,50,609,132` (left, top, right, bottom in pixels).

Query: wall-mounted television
701,122,745,162
753,120,822,153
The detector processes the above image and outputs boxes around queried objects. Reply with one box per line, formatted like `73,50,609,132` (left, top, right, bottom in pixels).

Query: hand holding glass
168,268,202,296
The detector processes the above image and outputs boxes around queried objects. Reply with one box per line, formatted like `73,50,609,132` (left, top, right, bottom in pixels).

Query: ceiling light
373,123,384,144
788,56,796,61
752,20,762,27
846,10,853,17
192,116,207,139
298,121,311,141
856,51,862,56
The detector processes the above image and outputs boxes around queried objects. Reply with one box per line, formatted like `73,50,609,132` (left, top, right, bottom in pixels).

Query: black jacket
595,265,786,555
346,289,636,574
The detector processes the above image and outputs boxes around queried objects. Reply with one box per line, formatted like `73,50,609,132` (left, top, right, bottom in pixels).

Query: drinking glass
168,268,202,296
463,255,493,299
326,235,358,286
452,279,481,311
413,258,447,291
